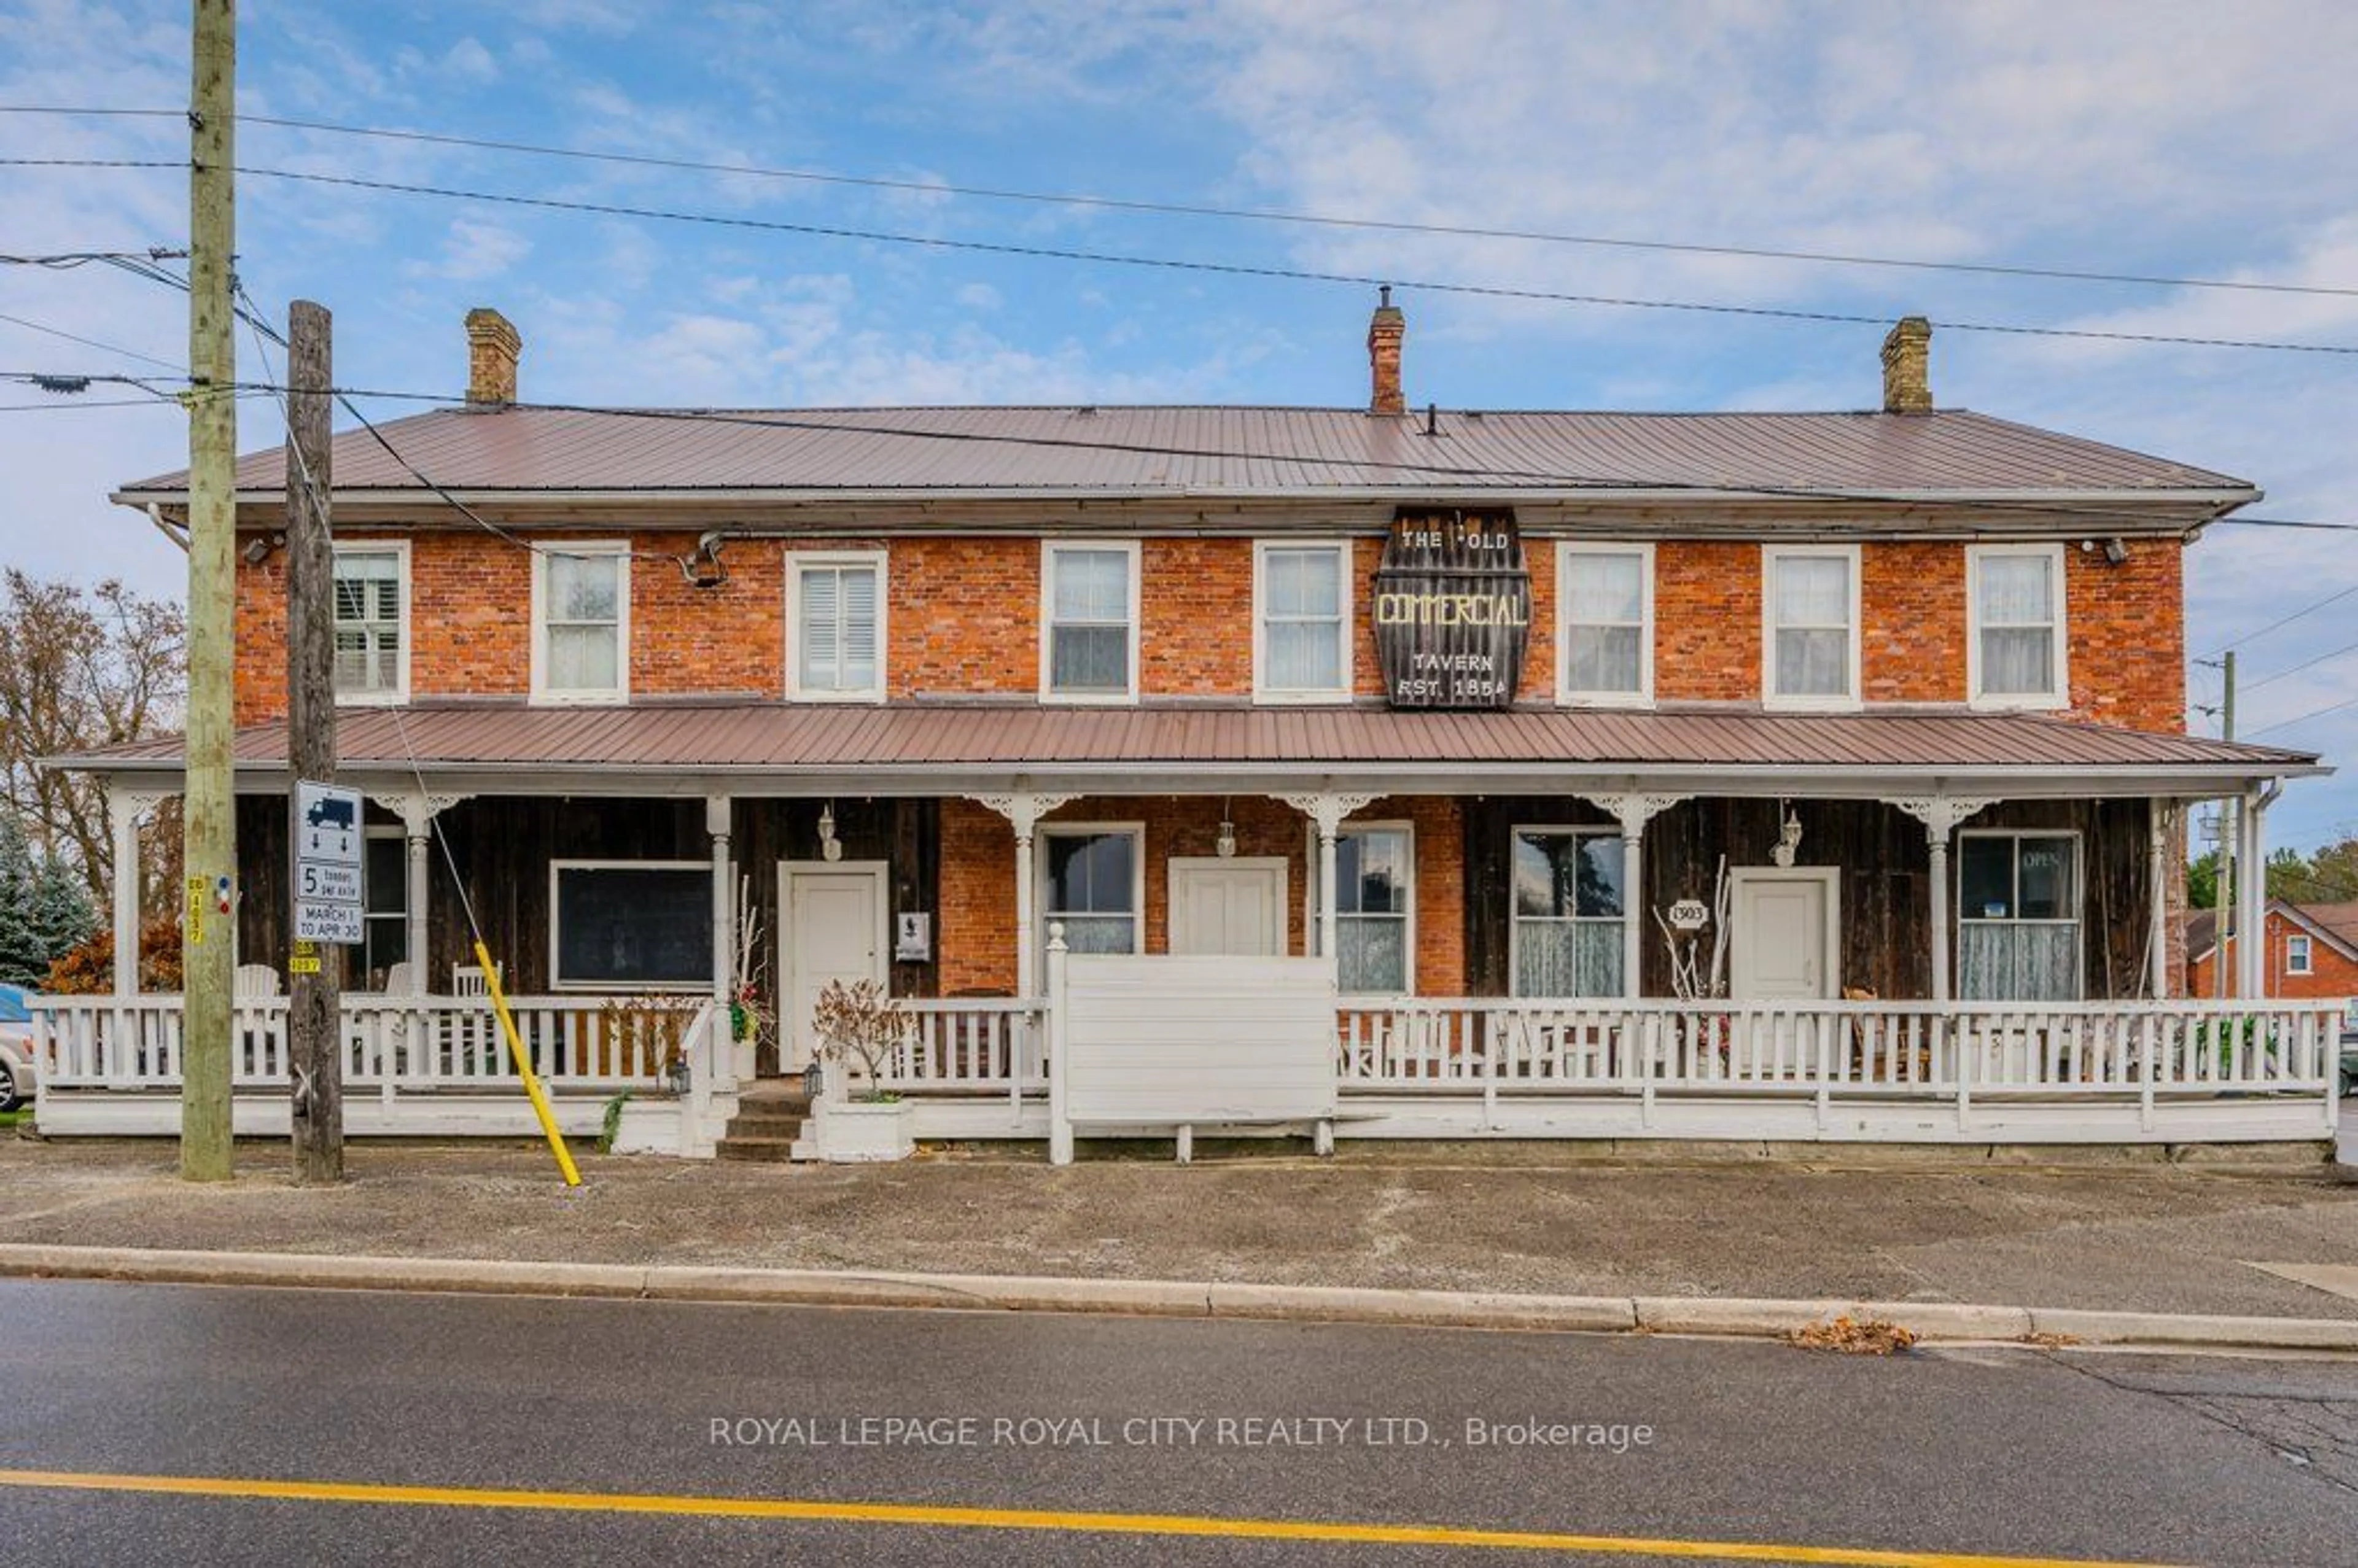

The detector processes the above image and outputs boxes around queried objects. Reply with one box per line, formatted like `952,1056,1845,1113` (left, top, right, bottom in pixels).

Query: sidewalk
2,1134,2354,1324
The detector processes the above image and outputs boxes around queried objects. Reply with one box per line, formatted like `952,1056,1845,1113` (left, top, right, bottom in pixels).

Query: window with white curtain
1558,544,1652,704
1969,545,2066,707
1255,543,1350,699
532,543,628,702
1313,825,1412,993
1041,828,1140,960
1764,546,1858,705
1958,831,2082,1000
1511,828,1625,996
2287,933,2313,976
1043,544,1136,700
792,556,883,699
331,546,406,700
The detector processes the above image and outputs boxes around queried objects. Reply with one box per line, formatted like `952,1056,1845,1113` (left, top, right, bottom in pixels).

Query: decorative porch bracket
369,791,472,996
1275,792,1380,984
1575,794,1688,998
103,783,171,1001
1883,796,1996,1003
971,793,1080,994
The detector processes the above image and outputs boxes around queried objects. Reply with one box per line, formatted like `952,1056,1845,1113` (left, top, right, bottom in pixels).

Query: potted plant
809,977,916,1162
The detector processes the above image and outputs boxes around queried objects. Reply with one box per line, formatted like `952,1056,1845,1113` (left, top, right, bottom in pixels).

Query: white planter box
813,1096,915,1163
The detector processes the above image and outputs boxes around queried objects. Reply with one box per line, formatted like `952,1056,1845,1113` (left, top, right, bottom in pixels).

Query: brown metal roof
66,702,2317,782
115,405,2254,502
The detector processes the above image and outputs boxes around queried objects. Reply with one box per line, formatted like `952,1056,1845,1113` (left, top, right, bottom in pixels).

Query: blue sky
2,1,2354,853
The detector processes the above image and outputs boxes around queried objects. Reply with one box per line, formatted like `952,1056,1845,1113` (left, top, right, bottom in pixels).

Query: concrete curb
1,1243,2353,1353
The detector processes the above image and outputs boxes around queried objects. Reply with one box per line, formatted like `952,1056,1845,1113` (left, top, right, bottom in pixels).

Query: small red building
2186,901,2358,1014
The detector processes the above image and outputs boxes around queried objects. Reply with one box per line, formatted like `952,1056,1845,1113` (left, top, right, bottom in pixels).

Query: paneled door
1168,858,1288,958
779,862,888,1072
1730,869,1839,999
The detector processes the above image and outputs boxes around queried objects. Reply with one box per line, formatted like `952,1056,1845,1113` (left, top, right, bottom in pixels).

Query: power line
21,152,2358,358
1,248,189,267
2244,692,2358,738
222,165,2358,360
2210,580,2358,654
0,310,182,371
2241,635,2358,693
10,103,2358,303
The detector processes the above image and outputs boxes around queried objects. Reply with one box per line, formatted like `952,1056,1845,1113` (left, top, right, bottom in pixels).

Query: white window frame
785,549,889,703
1761,544,1862,711
1038,540,1141,705
1252,540,1354,703
1304,818,1417,996
1966,543,2069,710
1035,822,1146,983
2286,932,2314,976
361,823,408,981
529,540,631,705
547,858,713,993
1555,540,1655,708
1508,825,1627,999
329,540,411,705
1955,829,2084,1001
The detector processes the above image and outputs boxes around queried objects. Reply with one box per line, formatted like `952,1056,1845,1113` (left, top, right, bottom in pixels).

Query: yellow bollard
474,939,582,1187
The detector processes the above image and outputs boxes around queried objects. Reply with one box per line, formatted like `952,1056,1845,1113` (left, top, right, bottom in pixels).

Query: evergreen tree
0,811,45,986
30,852,95,970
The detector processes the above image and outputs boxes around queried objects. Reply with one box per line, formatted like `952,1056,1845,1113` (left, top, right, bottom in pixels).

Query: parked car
0,983,37,1112
2341,1025,2357,1102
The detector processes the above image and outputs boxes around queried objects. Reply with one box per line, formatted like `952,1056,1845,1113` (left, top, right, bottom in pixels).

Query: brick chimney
465,307,521,407
1367,286,1406,416
1879,315,1932,414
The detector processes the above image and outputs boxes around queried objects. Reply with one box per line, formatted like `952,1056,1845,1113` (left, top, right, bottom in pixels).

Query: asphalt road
0,1281,2351,1567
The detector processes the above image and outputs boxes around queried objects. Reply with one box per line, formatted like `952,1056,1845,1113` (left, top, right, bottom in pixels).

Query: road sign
293,780,365,946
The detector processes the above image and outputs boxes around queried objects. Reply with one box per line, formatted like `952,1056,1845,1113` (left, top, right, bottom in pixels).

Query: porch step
714,1135,801,1163
715,1082,813,1162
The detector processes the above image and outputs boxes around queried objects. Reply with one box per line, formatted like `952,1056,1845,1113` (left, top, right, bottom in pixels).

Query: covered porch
34,701,2339,1153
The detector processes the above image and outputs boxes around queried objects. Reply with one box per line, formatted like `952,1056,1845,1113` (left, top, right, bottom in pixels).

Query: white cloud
405,219,534,283
954,282,1002,311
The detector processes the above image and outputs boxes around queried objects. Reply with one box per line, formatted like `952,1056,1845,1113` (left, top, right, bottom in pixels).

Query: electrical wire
0,309,182,371
2241,635,2358,694
216,164,2358,360
8,103,2358,303
2244,692,2358,738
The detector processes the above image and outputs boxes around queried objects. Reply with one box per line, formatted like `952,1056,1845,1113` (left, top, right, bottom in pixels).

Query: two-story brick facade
49,300,2341,1155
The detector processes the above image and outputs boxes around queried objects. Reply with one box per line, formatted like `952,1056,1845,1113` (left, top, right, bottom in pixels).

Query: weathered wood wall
1461,796,2160,1001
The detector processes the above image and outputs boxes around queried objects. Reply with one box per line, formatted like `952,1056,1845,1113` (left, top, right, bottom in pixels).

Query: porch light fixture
677,529,729,589
818,801,843,863
1216,799,1237,859
1771,801,1804,869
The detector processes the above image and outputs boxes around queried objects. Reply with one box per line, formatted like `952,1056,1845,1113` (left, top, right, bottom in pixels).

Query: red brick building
48,301,2343,1153
2187,901,2358,1011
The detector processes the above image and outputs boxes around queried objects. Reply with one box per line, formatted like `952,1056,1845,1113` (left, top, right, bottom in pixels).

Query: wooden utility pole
181,0,237,1181
284,300,342,1183
2216,650,2236,1000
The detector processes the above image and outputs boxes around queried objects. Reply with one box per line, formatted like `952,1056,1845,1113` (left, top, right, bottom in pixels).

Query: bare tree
0,570,187,911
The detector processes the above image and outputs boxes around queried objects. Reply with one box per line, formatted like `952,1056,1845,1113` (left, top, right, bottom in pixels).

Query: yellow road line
0,1466,2184,1568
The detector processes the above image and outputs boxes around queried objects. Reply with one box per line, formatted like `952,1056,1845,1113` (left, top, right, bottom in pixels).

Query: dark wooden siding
1461,795,2160,1001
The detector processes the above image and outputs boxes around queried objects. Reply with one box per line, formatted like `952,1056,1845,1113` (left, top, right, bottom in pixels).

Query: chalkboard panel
553,863,712,989
1372,507,1530,708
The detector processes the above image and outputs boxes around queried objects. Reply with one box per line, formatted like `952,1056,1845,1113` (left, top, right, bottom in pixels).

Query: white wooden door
780,864,887,1071
1168,859,1286,957
1732,871,1837,999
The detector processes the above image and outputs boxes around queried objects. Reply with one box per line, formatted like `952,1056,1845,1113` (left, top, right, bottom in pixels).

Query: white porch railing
873,998,1046,1116
1336,998,2343,1104
36,993,704,1094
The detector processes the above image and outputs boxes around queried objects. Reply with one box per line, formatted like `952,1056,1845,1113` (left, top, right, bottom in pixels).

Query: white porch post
385,793,468,994
2239,786,2273,998
1886,798,1994,1003
706,794,734,1007
2147,800,2173,1000
974,794,1076,995
1579,794,1686,999
1277,793,1379,982
105,783,157,995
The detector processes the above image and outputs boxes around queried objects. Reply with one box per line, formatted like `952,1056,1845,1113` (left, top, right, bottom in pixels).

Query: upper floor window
1041,542,1138,702
1763,546,1859,708
1558,543,1652,705
531,542,629,704
331,544,407,702
1968,545,2068,708
790,553,884,701
2287,933,2313,976
1255,542,1352,701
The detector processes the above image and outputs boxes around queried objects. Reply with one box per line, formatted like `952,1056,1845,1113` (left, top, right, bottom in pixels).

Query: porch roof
60,701,2321,799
